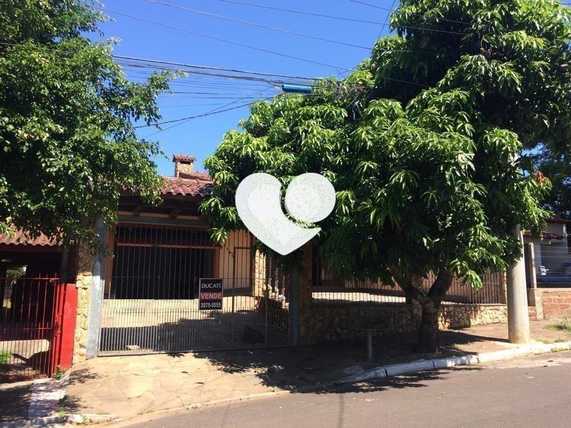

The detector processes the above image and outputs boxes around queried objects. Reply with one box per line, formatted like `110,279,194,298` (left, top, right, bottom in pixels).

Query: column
507,225,531,343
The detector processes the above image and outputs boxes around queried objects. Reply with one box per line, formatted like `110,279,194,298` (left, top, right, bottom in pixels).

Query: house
524,217,571,320
73,154,265,359
0,232,69,380
1,153,525,379
524,216,571,286
0,154,265,377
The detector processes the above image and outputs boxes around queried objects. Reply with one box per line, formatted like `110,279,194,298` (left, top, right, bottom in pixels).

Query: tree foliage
203,0,568,351
0,0,169,243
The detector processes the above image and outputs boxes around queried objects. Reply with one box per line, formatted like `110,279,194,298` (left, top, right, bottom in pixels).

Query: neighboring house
524,217,571,321
0,231,61,278
525,217,571,286
0,232,70,380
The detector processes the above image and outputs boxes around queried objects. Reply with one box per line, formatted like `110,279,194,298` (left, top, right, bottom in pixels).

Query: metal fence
99,226,289,355
0,276,63,382
313,271,506,305
99,278,289,355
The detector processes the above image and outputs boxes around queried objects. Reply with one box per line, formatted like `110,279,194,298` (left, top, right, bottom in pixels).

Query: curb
11,341,570,426
80,389,293,428
338,340,571,384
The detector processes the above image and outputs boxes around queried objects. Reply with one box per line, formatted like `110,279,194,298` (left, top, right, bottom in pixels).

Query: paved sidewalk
0,382,33,425
62,319,571,423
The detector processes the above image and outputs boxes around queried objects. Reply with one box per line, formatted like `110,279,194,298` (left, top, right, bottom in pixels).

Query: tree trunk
394,270,453,353
416,270,453,353
416,299,441,353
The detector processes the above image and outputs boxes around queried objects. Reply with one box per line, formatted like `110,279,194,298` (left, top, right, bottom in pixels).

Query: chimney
173,154,195,178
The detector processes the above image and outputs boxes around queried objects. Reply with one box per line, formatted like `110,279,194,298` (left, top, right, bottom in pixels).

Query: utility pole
507,225,531,343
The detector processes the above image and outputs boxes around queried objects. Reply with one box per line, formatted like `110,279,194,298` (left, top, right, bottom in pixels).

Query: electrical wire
349,0,468,28
349,0,393,12
118,51,445,92
378,0,398,40
135,97,275,128
108,10,351,73
114,55,318,83
210,0,386,26
146,0,372,51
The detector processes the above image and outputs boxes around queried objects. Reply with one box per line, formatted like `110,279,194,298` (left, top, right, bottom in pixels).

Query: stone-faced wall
253,249,266,297
74,245,93,362
301,302,507,343
303,302,420,343
439,304,507,329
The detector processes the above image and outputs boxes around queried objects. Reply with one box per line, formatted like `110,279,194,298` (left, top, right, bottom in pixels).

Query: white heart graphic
235,173,336,255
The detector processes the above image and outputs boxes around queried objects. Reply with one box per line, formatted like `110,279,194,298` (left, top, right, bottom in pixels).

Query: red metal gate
0,277,77,382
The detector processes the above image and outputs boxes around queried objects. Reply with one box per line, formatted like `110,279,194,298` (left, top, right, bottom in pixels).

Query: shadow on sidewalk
189,328,491,394
57,368,99,416
0,383,31,423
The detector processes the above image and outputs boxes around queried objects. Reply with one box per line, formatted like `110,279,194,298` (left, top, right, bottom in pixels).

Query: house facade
73,155,270,360
7,154,571,379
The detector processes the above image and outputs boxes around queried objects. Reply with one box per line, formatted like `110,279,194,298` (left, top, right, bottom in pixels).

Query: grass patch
547,319,571,334
538,338,567,344
0,351,11,364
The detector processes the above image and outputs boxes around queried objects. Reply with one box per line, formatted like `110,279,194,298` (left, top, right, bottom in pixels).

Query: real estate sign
199,278,223,310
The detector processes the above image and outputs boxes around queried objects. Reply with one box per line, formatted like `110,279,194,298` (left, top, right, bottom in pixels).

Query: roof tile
161,172,212,198
0,230,59,247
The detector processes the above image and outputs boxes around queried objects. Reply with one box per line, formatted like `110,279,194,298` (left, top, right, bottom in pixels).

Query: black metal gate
99,225,288,355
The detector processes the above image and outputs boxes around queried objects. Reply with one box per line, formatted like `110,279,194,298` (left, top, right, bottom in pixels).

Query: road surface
125,351,571,428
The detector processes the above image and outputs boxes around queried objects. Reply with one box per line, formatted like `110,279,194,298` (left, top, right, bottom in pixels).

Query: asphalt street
125,351,571,428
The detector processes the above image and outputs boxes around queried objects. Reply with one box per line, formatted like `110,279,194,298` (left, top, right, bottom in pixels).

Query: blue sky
98,0,395,176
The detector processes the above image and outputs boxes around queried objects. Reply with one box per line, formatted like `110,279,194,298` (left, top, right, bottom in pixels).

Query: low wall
302,302,507,343
440,304,507,329
539,289,571,319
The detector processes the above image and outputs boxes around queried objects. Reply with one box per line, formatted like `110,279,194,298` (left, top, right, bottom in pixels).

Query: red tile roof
162,172,212,198
0,230,59,247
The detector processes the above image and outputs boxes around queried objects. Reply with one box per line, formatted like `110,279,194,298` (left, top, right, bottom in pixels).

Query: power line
349,0,392,12
109,10,351,73
127,75,278,92
136,97,274,129
113,55,318,84
163,93,267,99
378,0,398,39
146,0,371,51
350,0,469,31
209,0,386,26
0,39,451,91
117,60,285,86
143,93,275,135
116,53,434,91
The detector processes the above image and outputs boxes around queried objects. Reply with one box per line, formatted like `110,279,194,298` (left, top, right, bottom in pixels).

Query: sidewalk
0,382,33,425
59,319,571,423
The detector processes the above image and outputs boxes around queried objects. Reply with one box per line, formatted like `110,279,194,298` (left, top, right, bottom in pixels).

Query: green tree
203,0,568,352
0,1,169,244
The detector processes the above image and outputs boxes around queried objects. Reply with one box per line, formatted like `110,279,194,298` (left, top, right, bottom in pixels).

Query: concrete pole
86,217,107,359
507,225,531,344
